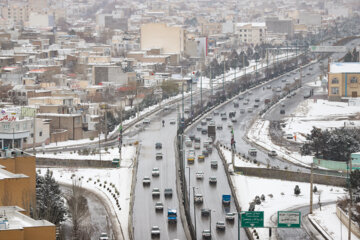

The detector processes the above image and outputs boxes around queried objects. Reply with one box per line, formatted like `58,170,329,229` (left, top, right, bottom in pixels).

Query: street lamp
186,166,191,207
193,186,198,240
209,209,215,238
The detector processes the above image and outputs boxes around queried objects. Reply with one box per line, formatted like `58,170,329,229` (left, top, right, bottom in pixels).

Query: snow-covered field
283,98,360,143
248,119,313,166
231,174,346,239
38,144,136,162
309,204,359,240
38,145,137,240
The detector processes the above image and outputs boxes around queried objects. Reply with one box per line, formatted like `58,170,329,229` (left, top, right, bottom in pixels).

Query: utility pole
181,82,184,120
348,157,353,240
32,109,36,152
200,72,203,112
243,53,246,79
99,132,101,162
104,105,108,142
119,110,122,165
223,60,225,97
190,80,193,119
193,187,197,240
310,163,314,214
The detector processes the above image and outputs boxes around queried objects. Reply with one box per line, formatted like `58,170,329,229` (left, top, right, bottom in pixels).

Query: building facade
236,23,267,45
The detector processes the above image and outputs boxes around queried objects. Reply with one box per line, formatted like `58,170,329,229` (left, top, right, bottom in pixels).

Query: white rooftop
329,62,360,73
236,22,266,27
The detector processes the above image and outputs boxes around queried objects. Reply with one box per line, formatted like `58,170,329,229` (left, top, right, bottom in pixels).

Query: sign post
277,211,301,228
240,211,264,228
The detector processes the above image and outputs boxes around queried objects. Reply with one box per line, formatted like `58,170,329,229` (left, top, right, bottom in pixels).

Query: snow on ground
231,174,346,239
38,145,137,240
219,145,266,168
247,119,313,166
283,98,360,143
309,204,359,240
37,144,136,162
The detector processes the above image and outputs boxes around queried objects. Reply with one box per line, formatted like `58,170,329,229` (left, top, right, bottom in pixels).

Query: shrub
268,194,273,198
294,185,301,196
313,186,317,193
254,196,261,205
90,136,94,141
261,194,265,201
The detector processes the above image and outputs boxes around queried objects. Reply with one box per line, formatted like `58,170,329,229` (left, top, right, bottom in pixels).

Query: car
220,112,226,116
201,128,208,134
213,111,219,116
211,161,218,169
248,91,253,95
225,212,236,221
203,141,209,148
187,150,195,163
184,107,190,114
221,115,227,121
240,108,245,113
209,176,217,184
194,193,204,204
99,232,109,240
155,202,164,211
243,101,248,105
254,104,259,108
202,149,209,157
248,148,257,156
185,138,192,147
287,94,291,98
216,124,223,130
194,137,201,143
196,171,204,179
268,150,277,157
194,142,201,149
266,85,272,89
280,109,285,114
238,95,244,100
307,72,311,75
281,103,285,108
164,188,173,198
152,168,160,177
201,208,211,217
276,87,282,92
155,143,162,149
216,221,226,230
231,118,237,123
143,176,151,185
206,145,213,154
286,134,293,139
206,137,213,144
151,226,160,238
169,119,176,124
255,98,260,102
309,67,313,70
152,188,160,197
303,93,311,99
282,79,287,82
206,116,212,121
189,134,195,141
164,106,170,111
202,229,211,239
209,120,215,126
201,120,207,126
143,118,151,125
198,155,205,160
247,108,253,113
291,92,296,97
155,152,163,160
196,126,202,131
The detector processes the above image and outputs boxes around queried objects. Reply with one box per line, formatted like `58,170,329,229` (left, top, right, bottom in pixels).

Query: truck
208,124,216,139
168,209,177,223
222,194,231,205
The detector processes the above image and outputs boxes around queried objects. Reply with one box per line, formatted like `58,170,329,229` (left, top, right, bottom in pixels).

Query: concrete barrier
36,158,115,168
336,206,360,238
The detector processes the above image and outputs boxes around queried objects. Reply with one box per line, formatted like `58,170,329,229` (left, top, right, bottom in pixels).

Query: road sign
241,211,264,228
309,45,346,53
277,211,301,228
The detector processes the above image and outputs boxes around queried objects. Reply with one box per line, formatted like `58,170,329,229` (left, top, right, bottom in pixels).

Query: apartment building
236,22,267,45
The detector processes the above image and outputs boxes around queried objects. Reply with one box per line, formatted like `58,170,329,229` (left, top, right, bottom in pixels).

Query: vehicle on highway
155,152,163,160
99,233,109,240
216,221,226,231
243,101,248,105
222,194,231,205
194,193,204,204
206,145,213,154
201,208,211,217
248,91,253,95
184,107,190,114
187,150,195,163
194,142,201,149
225,212,236,221
282,79,287,82
143,176,151,186
202,229,211,239
164,188,173,198
248,148,257,156
152,188,160,197
287,94,291,98
254,104,259,108
196,126,202,131
268,150,278,157
151,226,160,238
238,95,244,100
170,119,176,124
196,171,204,180
213,111,219,116
231,118,237,123
201,128,208,134
201,120,207,126
286,134,293,139
216,124,223,130
202,149,209,157
194,137,201,143
185,137,192,147
209,176,217,184
303,92,311,98
240,108,245,113
198,154,205,161
281,103,285,108
266,85,272,89
234,101,239,108
206,116,213,121
211,160,218,169
264,98,271,104
155,202,164,211
143,118,151,125
155,142,162,149
276,87,282,92
189,134,195,141
255,98,260,102
152,168,160,177
280,109,285,114
247,108,253,113
168,209,177,224
221,115,227,120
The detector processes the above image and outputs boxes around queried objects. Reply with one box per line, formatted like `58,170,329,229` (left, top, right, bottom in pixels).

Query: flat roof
329,62,360,73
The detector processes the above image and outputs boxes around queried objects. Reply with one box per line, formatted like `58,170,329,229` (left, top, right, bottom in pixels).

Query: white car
155,202,164,211
194,142,201,149
225,212,236,221
143,176,151,185
151,226,160,237
196,171,204,180
99,232,109,240
152,188,160,197
216,221,226,230
170,119,176,124
209,176,217,184
194,193,204,203
152,168,160,177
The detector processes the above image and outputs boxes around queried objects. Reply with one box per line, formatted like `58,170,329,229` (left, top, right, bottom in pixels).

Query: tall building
236,22,267,45
140,23,185,55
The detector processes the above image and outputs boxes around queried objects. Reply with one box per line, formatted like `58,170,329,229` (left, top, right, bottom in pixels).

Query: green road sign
278,211,301,228
241,211,264,228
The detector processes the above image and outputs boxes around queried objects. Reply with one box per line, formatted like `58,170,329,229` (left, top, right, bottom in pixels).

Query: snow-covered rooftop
329,62,360,73
236,22,266,27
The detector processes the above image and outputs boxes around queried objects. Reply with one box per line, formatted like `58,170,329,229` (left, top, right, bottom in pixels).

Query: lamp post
193,186,197,239
186,166,190,208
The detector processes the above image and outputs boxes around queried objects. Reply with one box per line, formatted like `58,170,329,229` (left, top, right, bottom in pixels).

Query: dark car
280,109,285,114
155,143,162,149
201,208,211,217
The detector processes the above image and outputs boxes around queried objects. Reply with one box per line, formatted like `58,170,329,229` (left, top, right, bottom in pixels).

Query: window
331,78,339,84
3,123,10,130
331,87,339,95
39,131,42,137
23,123,27,130
31,133,34,138
15,124,19,131
350,77,358,84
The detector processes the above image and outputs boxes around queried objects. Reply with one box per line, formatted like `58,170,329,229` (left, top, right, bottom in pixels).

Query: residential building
328,62,360,101
236,22,267,45
266,17,294,38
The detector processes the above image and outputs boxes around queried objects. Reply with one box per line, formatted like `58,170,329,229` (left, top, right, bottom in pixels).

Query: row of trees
301,127,360,161
344,47,359,62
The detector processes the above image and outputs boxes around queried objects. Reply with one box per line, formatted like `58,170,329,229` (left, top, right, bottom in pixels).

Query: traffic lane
133,110,186,240
185,128,247,240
